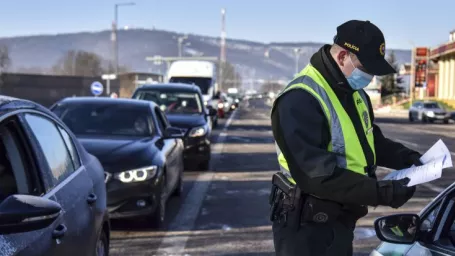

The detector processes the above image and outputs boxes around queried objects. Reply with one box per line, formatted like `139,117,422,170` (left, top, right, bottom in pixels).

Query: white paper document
383,157,445,186
382,139,452,186
419,139,453,168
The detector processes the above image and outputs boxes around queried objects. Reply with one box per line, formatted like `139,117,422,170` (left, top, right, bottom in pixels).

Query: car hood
166,114,206,129
78,136,152,168
426,108,446,114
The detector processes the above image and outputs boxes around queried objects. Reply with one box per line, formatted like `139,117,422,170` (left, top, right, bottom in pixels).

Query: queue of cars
0,81,230,255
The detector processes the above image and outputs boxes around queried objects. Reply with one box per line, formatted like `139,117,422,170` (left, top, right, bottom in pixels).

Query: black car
0,96,109,256
132,83,217,171
51,97,185,228
372,181,455,256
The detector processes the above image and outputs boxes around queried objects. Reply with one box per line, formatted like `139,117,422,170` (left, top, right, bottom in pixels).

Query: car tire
172,176,183,197
149,177,166,229
198,160,210,171
95,229,109,256
409,113,414,122
421,115,427,123
444,119,450,124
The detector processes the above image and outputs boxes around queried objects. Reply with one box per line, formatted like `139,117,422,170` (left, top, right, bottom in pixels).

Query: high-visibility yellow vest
272,65,376,184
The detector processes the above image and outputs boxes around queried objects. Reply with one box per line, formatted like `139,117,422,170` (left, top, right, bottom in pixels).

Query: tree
218,61,242,91
104,62,130,74
0,45,11,87
261,81,284,93
378,51,404,97
52,50,104,77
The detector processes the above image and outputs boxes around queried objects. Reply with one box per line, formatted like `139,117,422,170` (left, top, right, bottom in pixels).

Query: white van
167,60,218,105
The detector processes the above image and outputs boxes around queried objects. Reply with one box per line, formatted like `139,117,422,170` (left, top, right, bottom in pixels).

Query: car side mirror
164,127,185,139
374,214,420,245
0,195,62,235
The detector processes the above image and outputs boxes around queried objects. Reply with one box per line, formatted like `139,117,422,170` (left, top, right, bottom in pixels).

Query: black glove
406,153,423,167
377,178,416,209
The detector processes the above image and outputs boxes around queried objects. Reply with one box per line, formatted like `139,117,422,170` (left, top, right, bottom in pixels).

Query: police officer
270,20,421,256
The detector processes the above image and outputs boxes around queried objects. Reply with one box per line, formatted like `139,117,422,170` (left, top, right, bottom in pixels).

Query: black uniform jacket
271,45,421,210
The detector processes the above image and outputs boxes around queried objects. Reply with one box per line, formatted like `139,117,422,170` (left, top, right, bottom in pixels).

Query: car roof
136,83,202,93
57,97,156,108
0,95,54,116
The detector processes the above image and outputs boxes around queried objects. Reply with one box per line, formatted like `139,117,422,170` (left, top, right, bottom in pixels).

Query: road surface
109,98,454,256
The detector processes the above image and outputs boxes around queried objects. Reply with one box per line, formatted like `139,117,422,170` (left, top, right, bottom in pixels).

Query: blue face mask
346,56,374,90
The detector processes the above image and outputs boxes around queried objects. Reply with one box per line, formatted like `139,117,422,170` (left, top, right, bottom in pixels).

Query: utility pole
219,8,226,92
177,35,188,57
113,2,135,76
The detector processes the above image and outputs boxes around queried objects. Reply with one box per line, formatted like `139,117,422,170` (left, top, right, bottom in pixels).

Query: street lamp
113,2,135,76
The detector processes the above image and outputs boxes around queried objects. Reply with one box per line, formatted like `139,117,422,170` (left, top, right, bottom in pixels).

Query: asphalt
108,98,455,256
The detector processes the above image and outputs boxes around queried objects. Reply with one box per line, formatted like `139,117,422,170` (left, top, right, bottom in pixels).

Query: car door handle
52,224,67,239
87,193,97,205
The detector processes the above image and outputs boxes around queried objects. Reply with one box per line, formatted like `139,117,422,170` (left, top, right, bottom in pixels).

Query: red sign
416,47,428,57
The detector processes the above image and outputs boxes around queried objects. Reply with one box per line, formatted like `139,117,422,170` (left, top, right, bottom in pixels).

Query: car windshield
135,90,203,114
52,103,152,137
424,103,441,109
169,77,212,94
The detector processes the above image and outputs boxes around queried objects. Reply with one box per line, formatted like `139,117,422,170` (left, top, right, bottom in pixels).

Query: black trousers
272,216,355,256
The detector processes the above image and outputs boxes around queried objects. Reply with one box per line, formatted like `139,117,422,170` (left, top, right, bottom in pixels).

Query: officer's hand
406,153,423,167
377,178,416,209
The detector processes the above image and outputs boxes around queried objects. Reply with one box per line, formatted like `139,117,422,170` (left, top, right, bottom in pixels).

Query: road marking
156,109,238,255
394,138,419,148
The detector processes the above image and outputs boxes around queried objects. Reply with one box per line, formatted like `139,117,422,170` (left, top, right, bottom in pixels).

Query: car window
135,90,203,114
57,126,81,170
52,103,153,137
0,118,41,200
421,202,442,231
154,107,167,134
24,114,75,187
424,103,440,109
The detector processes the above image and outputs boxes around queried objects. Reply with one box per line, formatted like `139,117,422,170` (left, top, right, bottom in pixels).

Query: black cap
333,20,396,76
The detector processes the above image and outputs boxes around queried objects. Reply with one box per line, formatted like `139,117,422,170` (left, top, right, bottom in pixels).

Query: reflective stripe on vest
272,65,376,184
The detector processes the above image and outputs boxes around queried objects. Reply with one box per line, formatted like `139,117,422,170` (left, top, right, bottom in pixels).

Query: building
364,76,381,108
0,72,163,107
430,30,455,102
399,62,438,98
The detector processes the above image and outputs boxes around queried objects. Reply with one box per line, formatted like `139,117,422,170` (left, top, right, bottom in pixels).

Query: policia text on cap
270,20,421,256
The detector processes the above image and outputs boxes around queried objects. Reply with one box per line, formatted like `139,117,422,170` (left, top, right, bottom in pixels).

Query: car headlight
217,103,224,109
204,101,208,106
426,111,435,117
114,166,157,183
235,99,239,103
224,102,229,107
189,126,207,137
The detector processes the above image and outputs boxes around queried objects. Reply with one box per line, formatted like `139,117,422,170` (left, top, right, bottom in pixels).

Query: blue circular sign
91,81,104,96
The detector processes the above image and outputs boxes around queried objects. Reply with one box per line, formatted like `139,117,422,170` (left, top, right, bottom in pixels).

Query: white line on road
394,139,419,148
156,109,238,255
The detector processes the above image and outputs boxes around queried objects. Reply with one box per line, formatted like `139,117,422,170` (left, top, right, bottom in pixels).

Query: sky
1,0,454,49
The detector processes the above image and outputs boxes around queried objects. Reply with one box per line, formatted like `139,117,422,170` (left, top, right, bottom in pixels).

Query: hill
0,28,411,82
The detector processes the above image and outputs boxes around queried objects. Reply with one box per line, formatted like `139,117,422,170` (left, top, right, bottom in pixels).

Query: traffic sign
91,81,104,96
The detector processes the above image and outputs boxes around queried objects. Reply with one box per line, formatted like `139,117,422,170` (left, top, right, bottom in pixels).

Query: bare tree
52,50,104,77
261,80,284,93
0,45,11,87
218,61,242,91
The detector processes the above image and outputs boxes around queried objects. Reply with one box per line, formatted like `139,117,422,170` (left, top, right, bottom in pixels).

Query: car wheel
409,113,414,122
421,115,427,123
95,229,109,256
444,119,450,124
172,175,183,197
149,177,166,229
198,160,210,171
